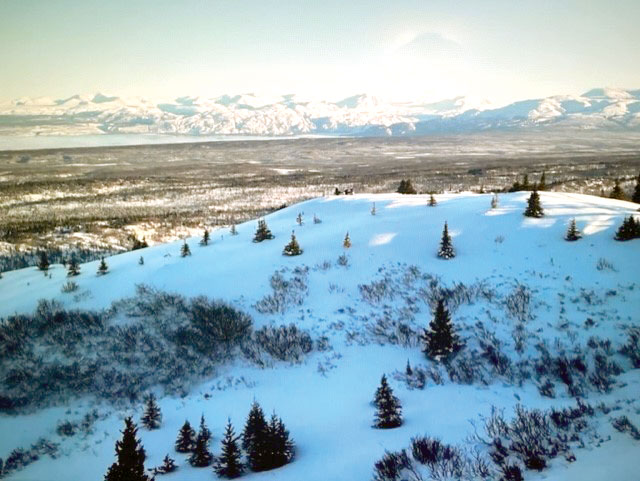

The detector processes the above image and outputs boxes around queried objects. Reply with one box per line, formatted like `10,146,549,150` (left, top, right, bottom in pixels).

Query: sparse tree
175,420,196,453
524,189,544,218
371,202,377,216
437,221,455,259
283,231,303,256
180,241,191,257
343,232,351,248
428,194,437,206
141,393,162,430
610,179,626,200
632,174,640,204
97,257,109,276
565,218,581,241
422,299,461,360
67,255,80,277
37,250,50,272
230,223,238,235
334,187,341,195
296,212,304,226
373,375,403,429
491,193,499,209
313,214,322,224
200,229,210,246
214,419,244,478
104,417,150,481
253,219,274,242
538,172,547,191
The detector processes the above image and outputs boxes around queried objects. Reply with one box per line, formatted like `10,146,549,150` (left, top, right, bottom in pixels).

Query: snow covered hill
1,88,639,140
0,192,639,481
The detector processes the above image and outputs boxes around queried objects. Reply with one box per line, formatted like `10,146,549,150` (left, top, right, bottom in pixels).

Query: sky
1,0,639,105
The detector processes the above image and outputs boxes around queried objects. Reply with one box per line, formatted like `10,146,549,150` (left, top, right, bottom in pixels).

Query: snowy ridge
0,192,639,481
1,88,639,139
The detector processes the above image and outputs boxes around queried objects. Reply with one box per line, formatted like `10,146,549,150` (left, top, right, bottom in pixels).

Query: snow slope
0,192,639,481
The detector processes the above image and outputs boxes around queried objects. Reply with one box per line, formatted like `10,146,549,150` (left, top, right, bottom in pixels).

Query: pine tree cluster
253,219,274,242
397,179,417,194
373,375,403,429
242,401,295,472
609,179,626,200
614,216,640,241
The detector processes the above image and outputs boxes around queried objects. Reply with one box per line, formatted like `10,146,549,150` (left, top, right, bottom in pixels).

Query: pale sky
1,0,639,104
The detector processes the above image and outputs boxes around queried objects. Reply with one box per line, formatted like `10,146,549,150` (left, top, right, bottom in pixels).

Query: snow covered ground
0,191,639,481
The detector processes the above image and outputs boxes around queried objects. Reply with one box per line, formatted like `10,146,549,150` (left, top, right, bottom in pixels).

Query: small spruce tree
371,202,376,216
296,212,303,226
343,232,351,248
633,174,640,204
524,189,544,218
37,250,50,272
97,257,109,276
175,420,196,453
491,193,499,209
67,256,80,277
422,299,461,360
154,455,177,474
243,401,268,471
373,375,403,429
538,172,547,191
230,223,238,235
266,413,295,469
565,218,581,241
180,241,191,257
610,179,626,200
138,256,144,266
405,360,412,376
200,229,210,246
283,231,303,256
104,417,150,481
189,416,213,467
214,419,244,478
253,219,274,242
437,221,455,259
313,213,322,224
140,393,162,430
428,194,437,206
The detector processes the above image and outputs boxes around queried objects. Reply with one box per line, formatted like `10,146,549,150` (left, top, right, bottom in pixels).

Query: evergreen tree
253,219,274,242
343,232,352,248
373,375,403,429
524,189,544,218
296,212,304,226
491,193,499,209
97,257,109,276
371,202,377,216
538,172,547,191
265,413,295,469
632,174,640,204
104,417,150,481
214,419,244,478
200,229,210,246
131,234,149,250
140,393,162,430
565,218,581,241
522,174,530,190
397,179,417,194
37,250,50,272
230,223,238,235
180,241,191,257
313,213,322,224
283,231,303,256
614,216,640,241
428,194,437,206
175,420,196,453
138,256,144,265
405,360,413,376
422,299,461,360
189,415,213,467
67,255,80,277
154,455,177,474
243,401,268,471
610,179,626,200
437,221,455,259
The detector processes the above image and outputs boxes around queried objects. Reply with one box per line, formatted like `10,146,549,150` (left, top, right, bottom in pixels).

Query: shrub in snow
523,189,544,218
67,256,80,276
140,393,162,429
611,416,640,440
97,257,109,275
490,193,499,209
60,280,79,293
254,268,308,314
504,284,532,322
373,450,411,481
151,455,177,475
428,193,437,206
373,375,403,429
104,417,150,481
596,257,616,271
296,212,303,226
337,253,349,266
180,241,191,257
437,221,455,259
253,324,313,362
621,327,640,368
313,213,322,224
253,219,274,242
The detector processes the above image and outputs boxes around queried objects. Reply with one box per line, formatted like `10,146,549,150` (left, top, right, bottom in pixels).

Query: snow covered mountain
0,192,639,481
1,88,638,139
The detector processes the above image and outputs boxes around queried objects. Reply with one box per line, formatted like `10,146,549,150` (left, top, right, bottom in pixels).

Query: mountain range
1,87,639,138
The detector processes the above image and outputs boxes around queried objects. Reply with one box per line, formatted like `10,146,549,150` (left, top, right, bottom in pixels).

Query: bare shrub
504,284,532,322
60,281,79,293
253,324,313,362
254,268,309,314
